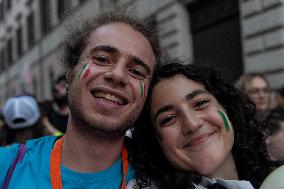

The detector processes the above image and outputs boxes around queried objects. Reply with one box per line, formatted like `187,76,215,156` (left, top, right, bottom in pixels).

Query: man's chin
78,124,128,141
72,116,131,141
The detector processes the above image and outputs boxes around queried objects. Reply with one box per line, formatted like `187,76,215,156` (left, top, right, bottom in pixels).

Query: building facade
0,0,284,106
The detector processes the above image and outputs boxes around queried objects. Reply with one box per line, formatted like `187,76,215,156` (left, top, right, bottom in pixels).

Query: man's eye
129,68,146,80
159,115,176,127
194,99,210,110
93,56,110,65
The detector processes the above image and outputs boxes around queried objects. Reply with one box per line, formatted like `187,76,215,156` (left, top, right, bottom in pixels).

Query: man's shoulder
0,143,20,167
0,136,57,161
26,136,57,146
24,136,57,156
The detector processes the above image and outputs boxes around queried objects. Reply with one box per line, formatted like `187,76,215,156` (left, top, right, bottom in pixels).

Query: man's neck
61,124,125,173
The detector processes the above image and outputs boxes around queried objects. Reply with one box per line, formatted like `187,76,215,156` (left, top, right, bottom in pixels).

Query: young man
0,7,160,189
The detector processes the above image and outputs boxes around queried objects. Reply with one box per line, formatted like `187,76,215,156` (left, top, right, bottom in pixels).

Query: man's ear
66,69,72,80
65,69,73,94
265,136,271,145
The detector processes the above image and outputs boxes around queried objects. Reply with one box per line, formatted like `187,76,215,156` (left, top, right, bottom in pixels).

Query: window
27,11,35,48
7,38,13,65
57,0,66,19
16,26,23,57
0,2,4,21
39,0,51,35
79,0,87,4
0,49,4,72
32,76,38,97
188,0,243,82
6,0,12,10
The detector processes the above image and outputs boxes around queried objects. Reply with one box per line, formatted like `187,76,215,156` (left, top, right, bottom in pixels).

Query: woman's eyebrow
186,89,210,101
154,105,174,120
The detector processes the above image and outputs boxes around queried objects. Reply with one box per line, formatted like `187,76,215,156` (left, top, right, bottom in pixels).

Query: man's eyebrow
89,45,118,54
133,57,151,75
89,45,152,75
186,89,210,101
154,105,174,120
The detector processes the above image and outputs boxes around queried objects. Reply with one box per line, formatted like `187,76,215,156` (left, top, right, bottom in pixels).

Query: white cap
3,96,40,129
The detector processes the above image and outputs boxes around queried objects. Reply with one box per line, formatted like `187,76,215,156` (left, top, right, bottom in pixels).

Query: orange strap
50,136,129,189
50,137,64,189
121,145,128,189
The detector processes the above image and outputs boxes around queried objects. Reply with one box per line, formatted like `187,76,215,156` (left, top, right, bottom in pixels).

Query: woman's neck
207,153,239,180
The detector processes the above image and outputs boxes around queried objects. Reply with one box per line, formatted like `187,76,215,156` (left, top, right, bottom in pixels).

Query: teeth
93,92,123,104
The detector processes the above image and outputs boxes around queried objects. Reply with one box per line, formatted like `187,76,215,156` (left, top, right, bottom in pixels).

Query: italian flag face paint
140,81,145,99
218,110,232,132
76,63,92,80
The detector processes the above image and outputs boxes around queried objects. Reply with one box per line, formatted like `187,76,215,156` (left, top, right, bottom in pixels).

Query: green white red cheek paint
140,81,145,99
75,62,93,80
218,110,232,132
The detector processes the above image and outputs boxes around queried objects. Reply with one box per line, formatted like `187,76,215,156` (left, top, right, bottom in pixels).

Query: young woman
131,63,275,189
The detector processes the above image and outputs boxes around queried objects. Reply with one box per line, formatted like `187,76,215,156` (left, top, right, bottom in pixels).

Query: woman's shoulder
195,177,255,189
127,176,158,189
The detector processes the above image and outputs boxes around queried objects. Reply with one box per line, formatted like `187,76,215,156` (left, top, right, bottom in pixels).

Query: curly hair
263,108,284,137
60,6,160,70
131,62,275,188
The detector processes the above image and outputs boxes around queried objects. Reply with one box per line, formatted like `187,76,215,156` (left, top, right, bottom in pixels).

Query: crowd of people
0,5,284,189
0,74,69,146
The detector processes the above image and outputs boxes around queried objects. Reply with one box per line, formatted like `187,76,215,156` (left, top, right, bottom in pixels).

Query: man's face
245,76,270,111
67,22,156,139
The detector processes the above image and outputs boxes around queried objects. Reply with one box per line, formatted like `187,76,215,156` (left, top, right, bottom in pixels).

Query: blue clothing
0,136,135,189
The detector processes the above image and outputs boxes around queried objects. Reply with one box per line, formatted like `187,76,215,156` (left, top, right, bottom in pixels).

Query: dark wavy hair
60,6,160,70
131,62,274,189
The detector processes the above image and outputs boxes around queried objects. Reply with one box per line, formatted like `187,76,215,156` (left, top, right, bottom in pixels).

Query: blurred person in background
236,73,271,122
263,108,284,163
41,74,69,135
1,95,44,145
273,86,284,112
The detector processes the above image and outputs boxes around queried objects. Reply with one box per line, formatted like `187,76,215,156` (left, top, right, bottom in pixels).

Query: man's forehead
84,22,156,70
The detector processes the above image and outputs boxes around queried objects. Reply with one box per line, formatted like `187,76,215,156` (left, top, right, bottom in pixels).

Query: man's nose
103,60,128,87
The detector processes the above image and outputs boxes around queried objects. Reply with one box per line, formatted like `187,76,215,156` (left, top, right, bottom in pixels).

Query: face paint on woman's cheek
218,110,232,132
140,80,145,99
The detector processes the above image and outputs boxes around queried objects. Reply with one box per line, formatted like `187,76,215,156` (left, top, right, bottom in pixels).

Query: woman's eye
159,115,176,127
194,99,210,109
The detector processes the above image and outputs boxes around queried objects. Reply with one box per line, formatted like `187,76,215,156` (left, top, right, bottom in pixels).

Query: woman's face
150,75,234,178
